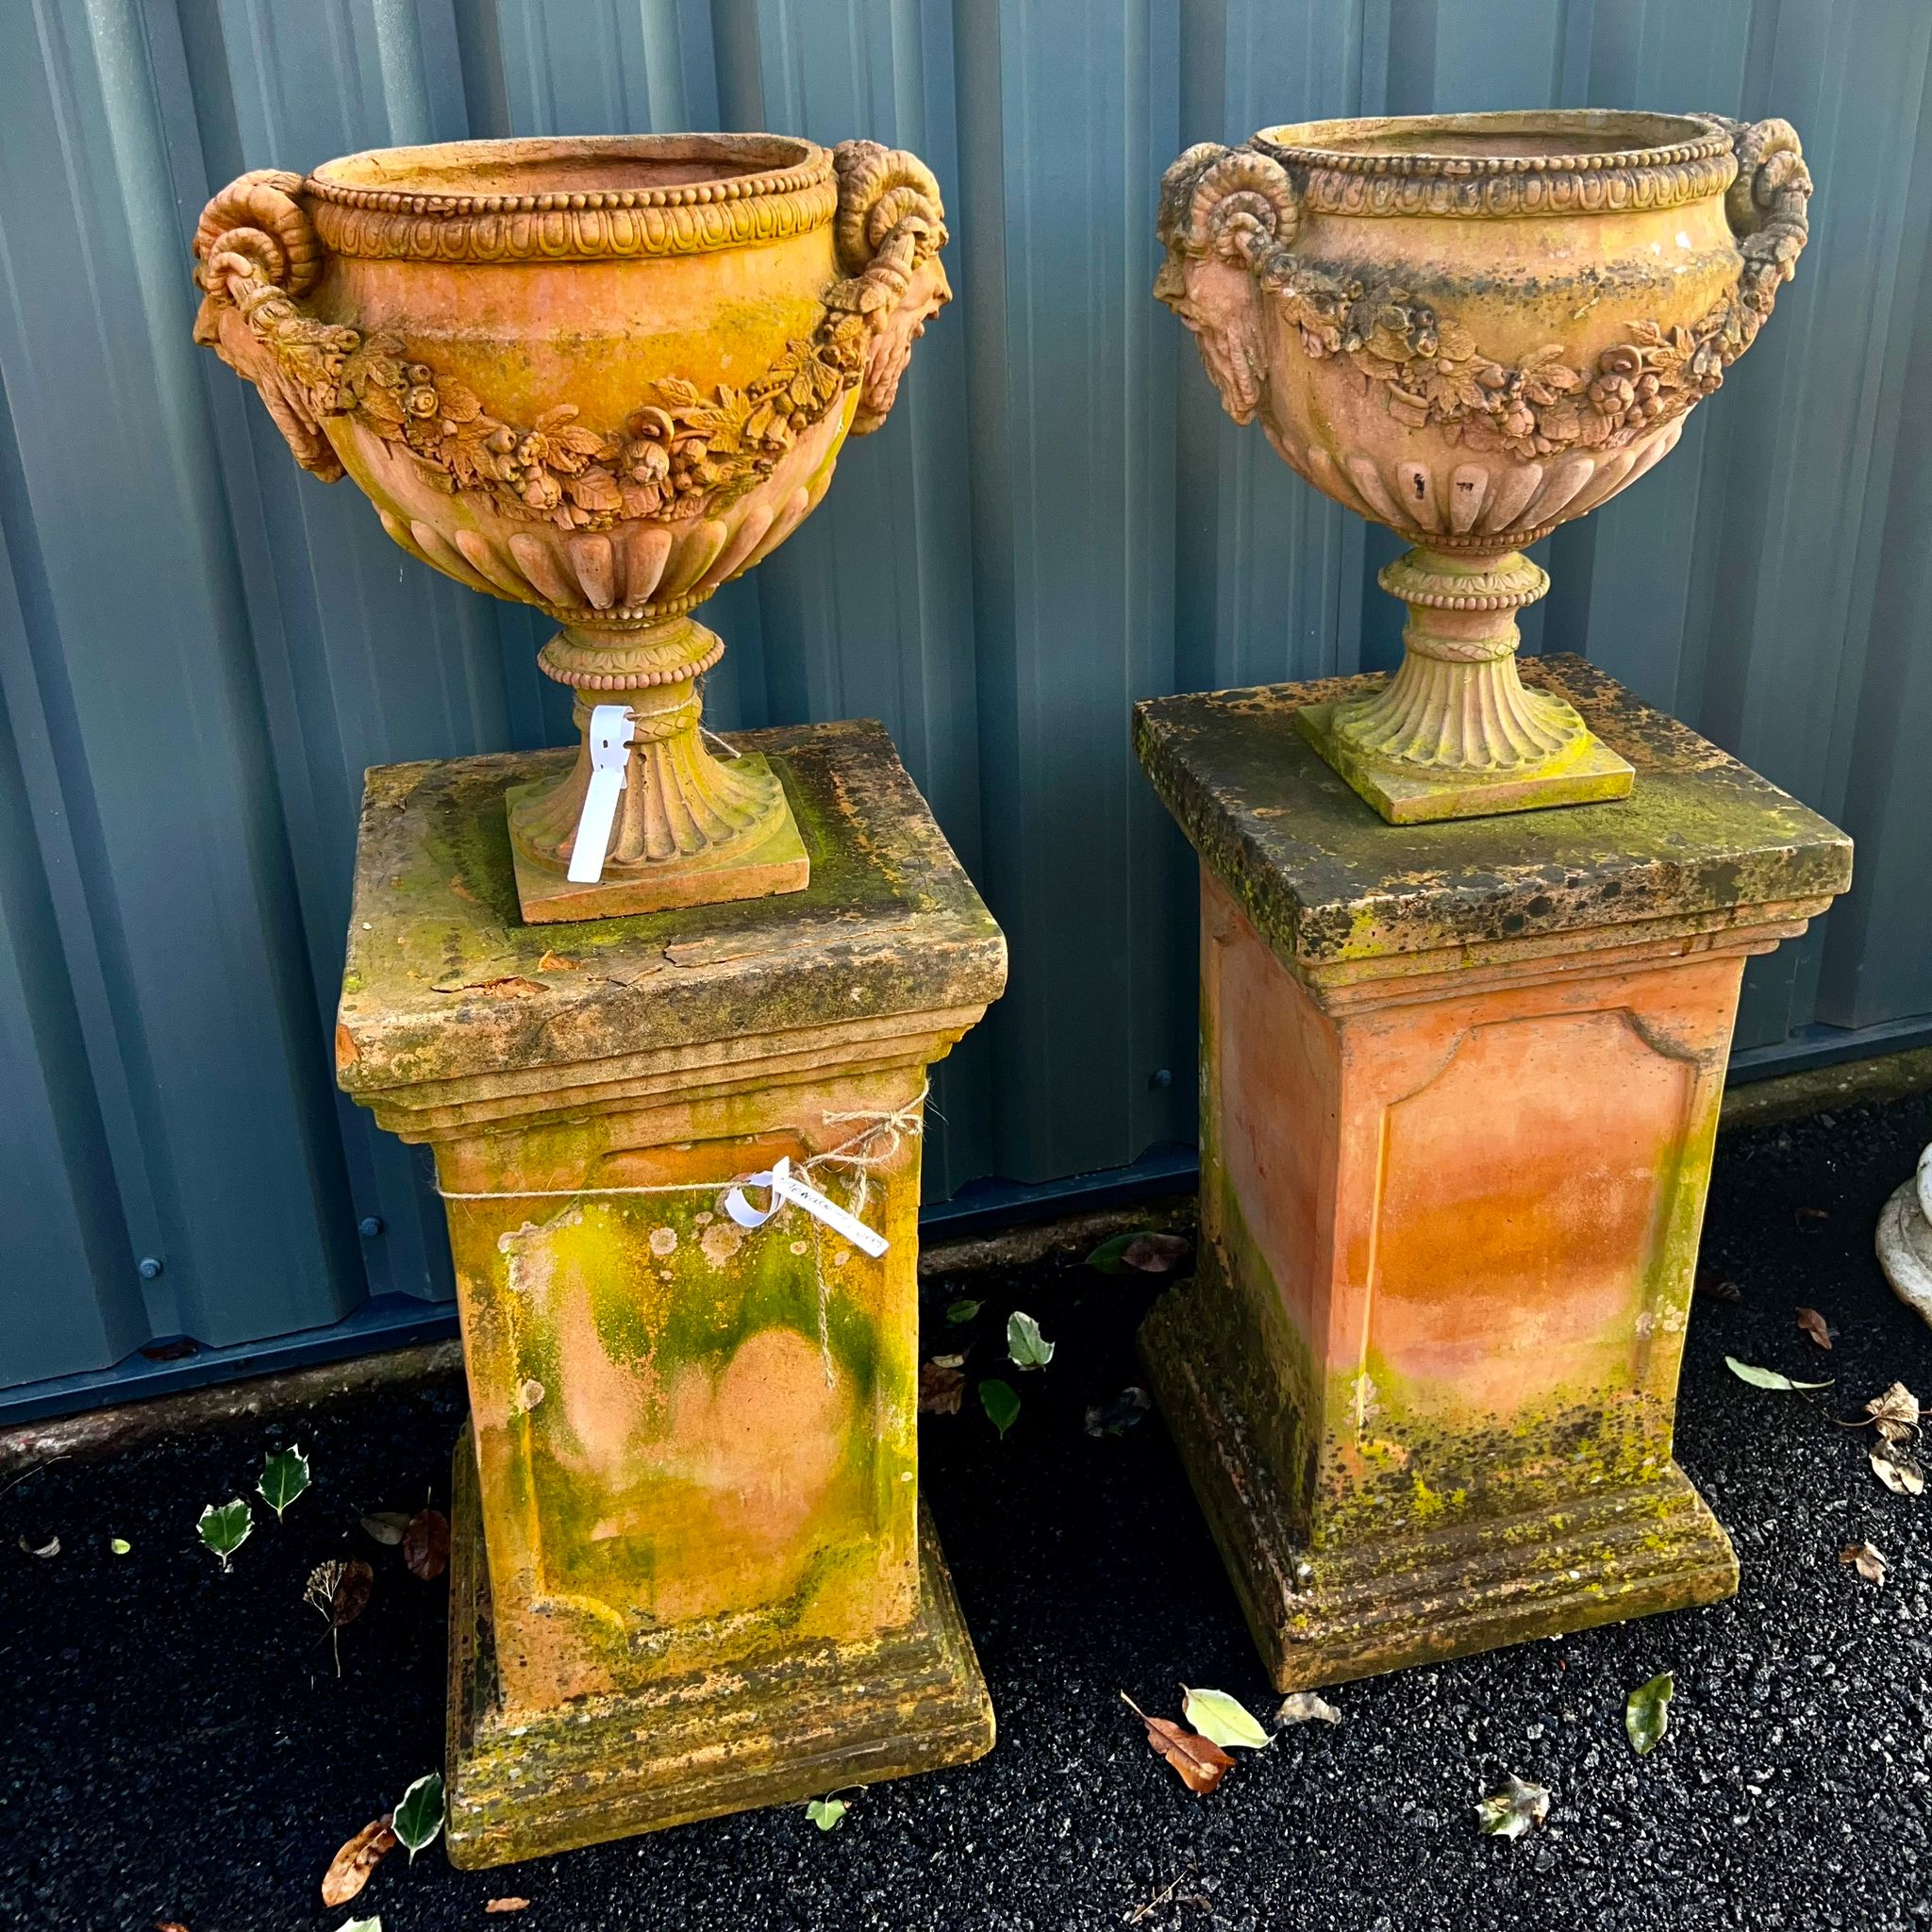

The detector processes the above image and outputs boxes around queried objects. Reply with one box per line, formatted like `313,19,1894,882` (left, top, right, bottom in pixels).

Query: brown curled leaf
918,1360,965,1415
403,1507,451,1581
321,1814,397,1907
1795,1307,1834,1350
1121,1692,1234,1795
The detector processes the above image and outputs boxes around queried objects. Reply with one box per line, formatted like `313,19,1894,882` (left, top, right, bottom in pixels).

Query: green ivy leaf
339,1919,383,1932
945,1298,981,1325
805,1797,848,1831
108,1537,131,1557
196,1499,252,1571
1182,1686,1272,1751
1083,1230,1153,1274
1625,1672,1674,1756
1007,1310,1055,1371
258,1445,311,1520
391,1771,445,1861
979,1378,1021,1438
1724,1357,1832,1391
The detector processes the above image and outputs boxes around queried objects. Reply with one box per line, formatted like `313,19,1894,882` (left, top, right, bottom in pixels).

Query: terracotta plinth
1134,658,1851,1690
335,720,1004,1866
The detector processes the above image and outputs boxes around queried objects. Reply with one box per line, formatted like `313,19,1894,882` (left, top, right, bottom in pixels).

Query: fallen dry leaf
1122,1232,1191,1274
918,1360,965,1415
1870,1449,1926,1496
485,1902,531,1915
1085,1386,1153,1438
1693,1265,1742,1305
1866,1382,1922,1446
336,1559,374,1624
18,1535,59,1558
1840,1541,1887,1584
360,1510,411,1546
536,950,579,972
1476,1773,1551,1839
430,976,548,998
1796,1307,1834,1350
321,1815,397,1907
403,1508,452,1582
1795,1205,1830,1228
155,1923,192,1931
307,1558,374,1631
1121,1692,1234,1795
1276,1690,1341,1726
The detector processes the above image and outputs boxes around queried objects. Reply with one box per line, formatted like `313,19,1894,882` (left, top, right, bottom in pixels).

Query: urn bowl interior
308,132,824,203
1256,109,1726,169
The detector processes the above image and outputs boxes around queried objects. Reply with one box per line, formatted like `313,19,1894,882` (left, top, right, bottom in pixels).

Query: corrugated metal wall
3,0,1929,1410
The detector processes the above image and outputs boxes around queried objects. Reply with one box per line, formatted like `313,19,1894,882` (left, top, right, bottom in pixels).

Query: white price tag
724,1157,890,1257
566,704,633,885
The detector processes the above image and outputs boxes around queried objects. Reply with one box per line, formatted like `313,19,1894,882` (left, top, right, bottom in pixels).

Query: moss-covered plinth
338,719,1007,1860
445,1431,993,1868
1141,1277,1738,1690
1134,658,1849,1692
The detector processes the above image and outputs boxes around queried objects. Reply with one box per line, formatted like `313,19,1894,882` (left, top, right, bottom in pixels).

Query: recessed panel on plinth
1135,657,1852,1690
336,720,1005,1865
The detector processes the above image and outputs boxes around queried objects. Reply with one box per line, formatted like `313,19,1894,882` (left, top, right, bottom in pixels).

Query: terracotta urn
192,133,950,919
1157,111,1812,822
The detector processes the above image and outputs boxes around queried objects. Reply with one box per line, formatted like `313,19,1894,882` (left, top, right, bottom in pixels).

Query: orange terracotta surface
1155,113,1814,816
437,1067,924,1711
1205,873,1741,1539
1135,662,1852,1686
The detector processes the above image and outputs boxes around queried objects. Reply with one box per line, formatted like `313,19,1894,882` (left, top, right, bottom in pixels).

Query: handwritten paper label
566,705,632,884
724,1157,890,1257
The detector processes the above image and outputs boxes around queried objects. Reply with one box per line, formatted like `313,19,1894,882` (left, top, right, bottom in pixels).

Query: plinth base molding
444,1431,995,1869
1139,1280,1739,1691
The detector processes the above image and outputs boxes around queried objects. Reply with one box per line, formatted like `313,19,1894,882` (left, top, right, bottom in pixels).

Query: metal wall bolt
1149,1067,1174,1090
137,1257,163,1280
358,1216,385,1239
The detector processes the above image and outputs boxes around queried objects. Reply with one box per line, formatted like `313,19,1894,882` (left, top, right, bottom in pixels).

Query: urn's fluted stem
1331,550,1585,774
507,611,800,891
1291,547,1636,822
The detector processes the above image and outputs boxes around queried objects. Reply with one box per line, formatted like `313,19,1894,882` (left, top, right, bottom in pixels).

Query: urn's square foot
1138,1282,1739,1692
505,752,810,924
1292,698,1637,824
444,1431,995,1869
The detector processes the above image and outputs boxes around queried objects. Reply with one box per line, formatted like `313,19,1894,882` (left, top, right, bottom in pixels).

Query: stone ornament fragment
1877,1143,1932,1326
1156,111,1812,823
192,134,950,920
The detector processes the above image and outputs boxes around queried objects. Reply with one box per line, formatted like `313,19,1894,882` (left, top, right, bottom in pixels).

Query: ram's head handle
827,142,952,436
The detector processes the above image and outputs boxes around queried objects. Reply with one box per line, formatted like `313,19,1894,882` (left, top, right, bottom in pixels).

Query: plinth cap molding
335,720,1006,1135
1134,657,1851,1003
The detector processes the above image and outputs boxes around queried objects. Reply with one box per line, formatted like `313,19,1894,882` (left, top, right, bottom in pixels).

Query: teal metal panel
955,0,1191,1184
0,0,358,1358
0,0,1927,1407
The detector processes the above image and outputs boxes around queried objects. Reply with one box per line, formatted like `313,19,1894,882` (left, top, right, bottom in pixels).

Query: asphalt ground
4,1087,1930,1932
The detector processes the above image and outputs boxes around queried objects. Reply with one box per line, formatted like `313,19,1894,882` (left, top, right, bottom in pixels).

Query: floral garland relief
1262,263,1735,464
225,271,871,530
1178,122,1810,468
